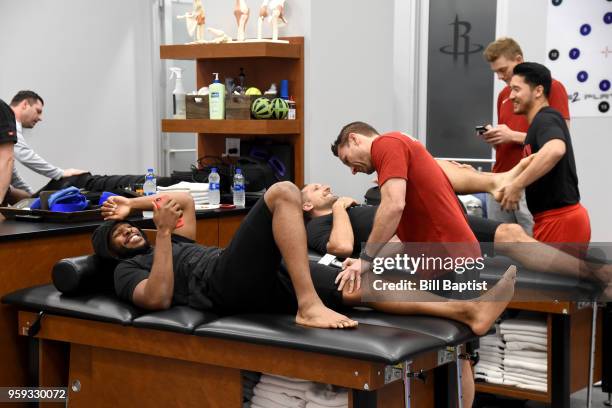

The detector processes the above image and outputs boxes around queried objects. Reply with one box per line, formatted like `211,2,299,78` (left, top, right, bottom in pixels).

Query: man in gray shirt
9,90,86,195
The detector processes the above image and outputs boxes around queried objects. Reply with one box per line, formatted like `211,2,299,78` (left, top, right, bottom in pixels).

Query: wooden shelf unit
160,37,304,186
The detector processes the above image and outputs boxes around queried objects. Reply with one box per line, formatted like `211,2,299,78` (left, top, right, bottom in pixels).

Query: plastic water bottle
208,167,220,205
143,168,157,196
233,168,245,208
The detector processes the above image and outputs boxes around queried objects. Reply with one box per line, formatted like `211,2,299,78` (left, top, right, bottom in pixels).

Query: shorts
207,197,343,315
467,215,502,257
533,203,591,256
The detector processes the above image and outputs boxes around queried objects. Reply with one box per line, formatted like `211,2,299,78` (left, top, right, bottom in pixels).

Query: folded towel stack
474,328,505,385
157,181,210,205
500,315,548,392
243,371,262,403
249,374,348,408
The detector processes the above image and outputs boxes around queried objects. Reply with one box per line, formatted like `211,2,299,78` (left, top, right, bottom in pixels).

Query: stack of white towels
500,316,548,392
474,328,505,385
157,181,211,207
249,374,348,408
474,315,548,393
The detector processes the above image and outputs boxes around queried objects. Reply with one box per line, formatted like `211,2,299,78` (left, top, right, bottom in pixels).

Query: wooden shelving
162,119,300,135
160,37,304,186
475,382,548,403
160,40,301,60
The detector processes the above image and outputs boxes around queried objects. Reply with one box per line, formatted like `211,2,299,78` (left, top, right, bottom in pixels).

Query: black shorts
207,197,343,315
467,215,502,257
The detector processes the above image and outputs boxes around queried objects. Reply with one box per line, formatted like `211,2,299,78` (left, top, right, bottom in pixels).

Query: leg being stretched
342,266,517,336
494,223,612,298
264,182,358,329
437,155,534,201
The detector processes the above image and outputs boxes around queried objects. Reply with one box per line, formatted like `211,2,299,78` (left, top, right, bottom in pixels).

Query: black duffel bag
171,156,276,193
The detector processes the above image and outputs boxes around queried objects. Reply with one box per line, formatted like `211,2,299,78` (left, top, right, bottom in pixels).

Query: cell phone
475,125,487,134
153,195,185,229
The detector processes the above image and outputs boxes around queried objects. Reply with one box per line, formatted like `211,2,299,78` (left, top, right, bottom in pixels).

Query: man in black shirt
93,183,517,338
499,62,590,245
302,183,611,298
0,99,17,206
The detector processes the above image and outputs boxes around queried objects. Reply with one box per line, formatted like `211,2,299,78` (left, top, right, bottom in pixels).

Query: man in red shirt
331,122,510,407
331,122,481,268
482,38,570,235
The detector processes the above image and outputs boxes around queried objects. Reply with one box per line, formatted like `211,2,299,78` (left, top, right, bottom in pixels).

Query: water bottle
208,167,220,205
143,168,157,196
233,168,245,208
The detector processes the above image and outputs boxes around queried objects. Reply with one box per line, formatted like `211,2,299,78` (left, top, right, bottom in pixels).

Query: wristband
359,249,375,263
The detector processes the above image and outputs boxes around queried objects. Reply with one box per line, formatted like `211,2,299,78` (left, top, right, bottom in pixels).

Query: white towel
503,354,546,366
504,367,547,380
260,375,315,393
500,329,547,339
503,378,547,392
475,374,504,385
251,404,265,408
480,337,505,349
503,334,547,346
478,345,504,355
499,318,547,334
474,366,503,379
251,395,294,408
504,350,547,360
158,181,209,192
305,403,348,408
503,356,547,373
474,362,503,374
503,373,547,385
505,341,547,352
190,191,210,198
516,382,547,393
253,386,306,408
479,354,503,366
256,383,307,400
305,384,348,407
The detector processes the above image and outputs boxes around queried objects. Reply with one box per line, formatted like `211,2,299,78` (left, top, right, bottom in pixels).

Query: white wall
0,0,157,191
305,0,395,199
498,0,612,241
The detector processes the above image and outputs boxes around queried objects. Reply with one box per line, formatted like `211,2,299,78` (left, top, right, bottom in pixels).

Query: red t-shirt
371,132,479,247
493,79,570,173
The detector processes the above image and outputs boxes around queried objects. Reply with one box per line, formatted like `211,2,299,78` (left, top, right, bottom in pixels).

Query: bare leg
343,266,517,336
494,223,612,299
437,155,534,200
264,182,358,329
462,360,474,408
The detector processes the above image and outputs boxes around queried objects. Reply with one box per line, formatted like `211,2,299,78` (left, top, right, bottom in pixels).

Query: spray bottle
209,73,226,120
169,67,186,119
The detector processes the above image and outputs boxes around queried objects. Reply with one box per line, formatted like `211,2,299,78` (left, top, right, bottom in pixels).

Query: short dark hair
512,62,552,98
331,121,379,157
10,90,44,107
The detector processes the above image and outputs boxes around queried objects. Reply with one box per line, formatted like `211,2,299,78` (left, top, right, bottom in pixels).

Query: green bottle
209,73,226,120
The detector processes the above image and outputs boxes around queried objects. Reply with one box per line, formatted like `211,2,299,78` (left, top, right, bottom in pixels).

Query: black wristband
359,249,375,263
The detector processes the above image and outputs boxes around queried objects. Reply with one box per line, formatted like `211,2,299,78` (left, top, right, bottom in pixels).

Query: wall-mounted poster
546,0,612,117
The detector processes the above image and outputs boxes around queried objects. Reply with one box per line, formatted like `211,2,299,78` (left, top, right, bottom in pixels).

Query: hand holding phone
153,195,185,229
475,125,488,135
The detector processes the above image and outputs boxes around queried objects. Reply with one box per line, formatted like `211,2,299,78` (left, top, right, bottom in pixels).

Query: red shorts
533,203,591,256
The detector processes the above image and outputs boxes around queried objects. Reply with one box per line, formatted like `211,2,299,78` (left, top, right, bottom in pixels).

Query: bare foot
466,265,516,335
296,301,358,329
492,156,536,202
